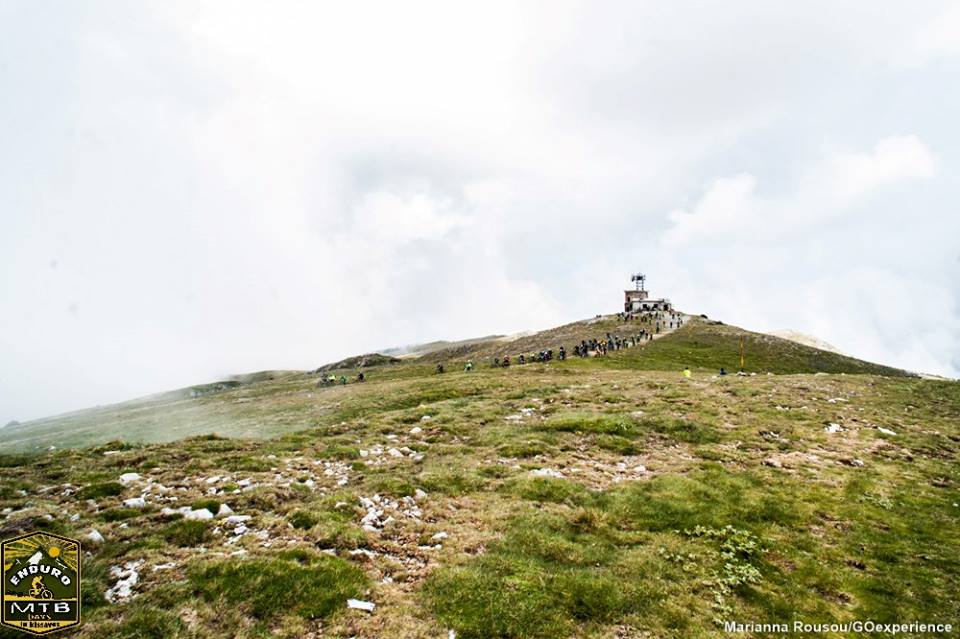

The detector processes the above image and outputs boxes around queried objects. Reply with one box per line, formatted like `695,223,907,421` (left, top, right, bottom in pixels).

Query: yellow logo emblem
2,532,81,635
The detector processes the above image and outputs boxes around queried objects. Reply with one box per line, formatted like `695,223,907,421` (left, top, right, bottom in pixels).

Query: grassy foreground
1,318,956,638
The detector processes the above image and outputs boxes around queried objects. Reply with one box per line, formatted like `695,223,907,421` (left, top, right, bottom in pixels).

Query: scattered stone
824,423,844,433
530,468,565,478
877,427,897,436
420,415,432,423
431,531,449,541
216,504,234,518
118,473,141,484
185,508,214,521
763,458,783,469
105,561,143,603
409,426,423,435
86,530,105,544
123,497,146,509
347,598,376,612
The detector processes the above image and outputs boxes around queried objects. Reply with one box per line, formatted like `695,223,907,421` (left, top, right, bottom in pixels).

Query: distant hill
315,353,401,372
768,329,844,354
1,311,912,453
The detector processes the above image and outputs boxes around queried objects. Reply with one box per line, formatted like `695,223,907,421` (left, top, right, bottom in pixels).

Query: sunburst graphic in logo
2,533,78,573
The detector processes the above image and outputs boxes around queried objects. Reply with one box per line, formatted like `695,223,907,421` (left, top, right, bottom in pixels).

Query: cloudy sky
2,1,959,423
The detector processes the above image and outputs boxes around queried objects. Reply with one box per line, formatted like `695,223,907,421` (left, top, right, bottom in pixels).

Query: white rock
633,465,647,473
184,508,214,521
347,598,376,612
205,476,221,484
431,531,449,541
420,415,432,422
216,503,234,518
105,561,143,603
530,468,565,478
387,448,404,458
877,427,897,436
123,497,146,509
69,513,80,522
237,478,252,487
87,530,105,544
409,426,423,435
118,473,141,484
415,489,428,499
824,423,844,433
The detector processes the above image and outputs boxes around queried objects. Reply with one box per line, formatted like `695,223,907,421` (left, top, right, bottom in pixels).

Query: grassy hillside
2,317,911,454
597,319,912,376
2,314,952,639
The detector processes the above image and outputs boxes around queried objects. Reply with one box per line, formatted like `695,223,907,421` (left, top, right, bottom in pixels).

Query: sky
2,1,959,424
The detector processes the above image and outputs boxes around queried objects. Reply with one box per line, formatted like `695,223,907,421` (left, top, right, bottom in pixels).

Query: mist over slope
3,314,911,453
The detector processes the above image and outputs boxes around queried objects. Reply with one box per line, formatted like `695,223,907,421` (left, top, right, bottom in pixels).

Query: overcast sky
2,1,959,424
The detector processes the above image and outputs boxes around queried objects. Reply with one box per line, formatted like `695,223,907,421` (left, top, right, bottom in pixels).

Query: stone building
624,274,672,313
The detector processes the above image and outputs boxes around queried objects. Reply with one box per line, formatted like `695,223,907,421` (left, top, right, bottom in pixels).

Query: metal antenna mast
631,273,646,292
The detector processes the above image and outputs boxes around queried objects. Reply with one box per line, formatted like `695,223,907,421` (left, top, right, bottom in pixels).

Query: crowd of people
482,311,687,368
323,311,688,382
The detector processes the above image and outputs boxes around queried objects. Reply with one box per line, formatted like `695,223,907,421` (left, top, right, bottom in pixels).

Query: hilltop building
624,273,672,313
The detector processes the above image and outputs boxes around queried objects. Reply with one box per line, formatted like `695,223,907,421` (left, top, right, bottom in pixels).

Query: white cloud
824,135,939,202
1,1,959,422
897,4,960,65
662,135,939,247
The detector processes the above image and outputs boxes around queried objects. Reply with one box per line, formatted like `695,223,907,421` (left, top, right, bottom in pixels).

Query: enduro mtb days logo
2,532,81,635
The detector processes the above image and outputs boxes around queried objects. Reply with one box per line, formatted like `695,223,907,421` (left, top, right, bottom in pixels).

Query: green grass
424,512,646,638
0,313,955,638
77,481,125,500
163,519,212,546
287,509,319,529
189,552,367,621
598,320,912,376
